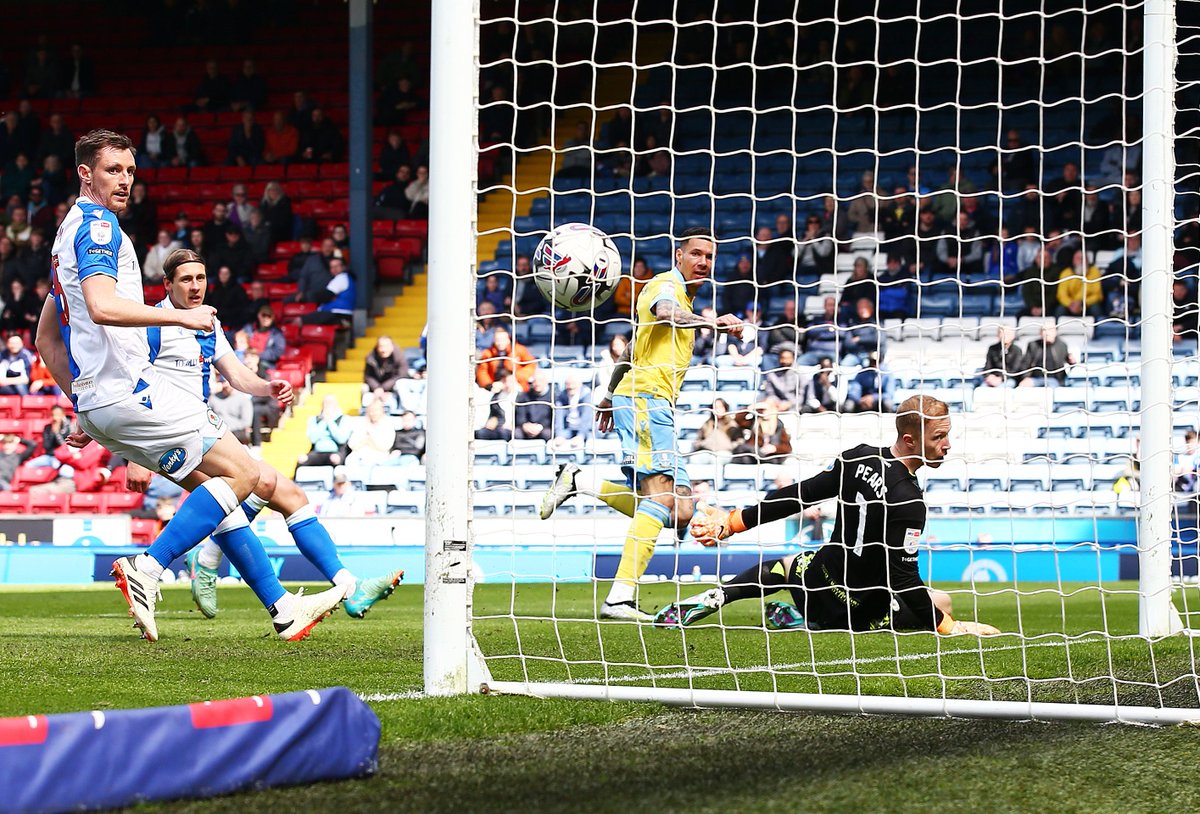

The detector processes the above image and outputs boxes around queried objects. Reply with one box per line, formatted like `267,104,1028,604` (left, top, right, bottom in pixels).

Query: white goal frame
423,0,1196,724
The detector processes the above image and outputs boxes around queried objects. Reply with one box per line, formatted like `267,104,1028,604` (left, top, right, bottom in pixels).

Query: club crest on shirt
89,219,112,244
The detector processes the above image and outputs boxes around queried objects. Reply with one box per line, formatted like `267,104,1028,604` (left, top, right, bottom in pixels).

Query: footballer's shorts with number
76,374,226,483
611,393,690,491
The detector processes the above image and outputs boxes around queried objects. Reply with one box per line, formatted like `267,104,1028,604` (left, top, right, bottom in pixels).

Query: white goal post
423,0,1200,724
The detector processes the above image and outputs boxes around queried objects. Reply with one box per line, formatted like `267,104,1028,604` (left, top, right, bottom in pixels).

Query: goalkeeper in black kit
655,395,1000,636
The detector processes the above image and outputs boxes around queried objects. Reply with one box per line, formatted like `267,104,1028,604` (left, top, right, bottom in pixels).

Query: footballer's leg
266,466,403,618
656,552,805,628
602,472,673,621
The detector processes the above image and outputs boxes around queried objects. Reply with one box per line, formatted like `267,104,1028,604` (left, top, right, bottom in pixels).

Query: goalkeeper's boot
654,588,725,628
764,601,806,631
689,502,734,547
599,600,655,622
539,462,581,519
186,548,219,619
111,556,161,642
343,570,405,618
273,585,344,642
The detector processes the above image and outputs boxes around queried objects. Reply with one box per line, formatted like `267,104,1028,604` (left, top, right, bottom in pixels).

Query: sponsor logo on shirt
159,446,187,474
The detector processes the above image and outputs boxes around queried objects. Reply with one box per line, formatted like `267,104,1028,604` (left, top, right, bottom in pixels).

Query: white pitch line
359,690,426,702
568,637,1104,686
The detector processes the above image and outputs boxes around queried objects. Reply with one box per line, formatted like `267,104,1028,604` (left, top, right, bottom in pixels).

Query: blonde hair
895,395,949,442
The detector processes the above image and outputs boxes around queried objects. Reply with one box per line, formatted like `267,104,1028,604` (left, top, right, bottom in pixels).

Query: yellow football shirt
613,269,694,403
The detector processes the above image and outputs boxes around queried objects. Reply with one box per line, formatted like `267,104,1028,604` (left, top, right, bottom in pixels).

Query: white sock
271,590,298,621
135,553,165,582
332,568,356,598
605,580,635,606
197,538,222,569
246,493,270,513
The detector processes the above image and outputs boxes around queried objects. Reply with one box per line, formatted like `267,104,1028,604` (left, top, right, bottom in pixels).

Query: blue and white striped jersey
50,199,153,412
146,297,234,403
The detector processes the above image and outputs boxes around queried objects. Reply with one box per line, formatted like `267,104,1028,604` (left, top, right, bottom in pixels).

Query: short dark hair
163,248,204,281
677,226,713,249
75,129,135,171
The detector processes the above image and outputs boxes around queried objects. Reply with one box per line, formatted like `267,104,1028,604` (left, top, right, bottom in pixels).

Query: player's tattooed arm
653,300,745,338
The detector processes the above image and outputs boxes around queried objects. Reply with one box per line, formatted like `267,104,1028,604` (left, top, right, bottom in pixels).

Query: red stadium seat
0,493,29,513
68,493,106,514
0,418,25,436
318,162,349,179
256,261,289,281
156,166,189,183
371,220,395,237
101,466,128,492
0,395,21,419
273,240,303,260
12,466,58,491
130,517,158,546
20,395,57,415
286,163,320,180
267,367,306,392
190,166,222,183
266,282,298,299
280,323,302,345
219,165,254,182
299,324,337,348
29,493,69,514
301,343,329,369
280,302,318,321
105,492,145,513
377,256,408,281
393,220,428,239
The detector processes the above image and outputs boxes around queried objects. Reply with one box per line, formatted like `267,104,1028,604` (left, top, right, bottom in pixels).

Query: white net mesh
457,0,1200,719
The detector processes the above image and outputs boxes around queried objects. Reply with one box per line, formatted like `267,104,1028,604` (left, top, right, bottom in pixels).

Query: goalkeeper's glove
689,502,745,546
937,616,1001,636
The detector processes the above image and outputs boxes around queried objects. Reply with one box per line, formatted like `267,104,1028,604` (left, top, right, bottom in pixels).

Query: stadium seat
105,492,144,513
0,493,29,513
68,493,106,513
130,517,158,545
386,490,423,515
29,493,69,514
0,396,21,418
12,466,58,491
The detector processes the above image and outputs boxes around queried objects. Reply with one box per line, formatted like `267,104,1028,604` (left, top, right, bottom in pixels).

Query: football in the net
532,222,622,312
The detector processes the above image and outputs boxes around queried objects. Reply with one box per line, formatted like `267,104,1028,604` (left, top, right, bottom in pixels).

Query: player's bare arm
595,344,632,433
35,296,74,396
81,275,216,331
214,354,294,407
652,299,744,338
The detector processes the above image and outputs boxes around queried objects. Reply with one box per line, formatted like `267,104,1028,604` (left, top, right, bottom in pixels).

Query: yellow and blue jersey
613,269,693,404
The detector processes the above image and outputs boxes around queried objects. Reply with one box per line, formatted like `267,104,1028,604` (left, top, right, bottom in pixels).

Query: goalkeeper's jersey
749,444,940,631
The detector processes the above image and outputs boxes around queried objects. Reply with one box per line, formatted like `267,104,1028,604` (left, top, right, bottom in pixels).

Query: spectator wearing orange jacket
475,325,537,392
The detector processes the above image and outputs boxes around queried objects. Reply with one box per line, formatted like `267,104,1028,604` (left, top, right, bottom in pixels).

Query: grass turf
2,581,1200,812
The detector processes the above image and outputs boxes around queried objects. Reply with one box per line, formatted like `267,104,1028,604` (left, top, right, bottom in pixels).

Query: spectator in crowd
716,304,763,368
209,223,256,283
292,238,338,303
243,282,269,319
23,42,59,99
164,115,205,167
731,404,792,464
286,235,319,279
692,308,717,366
7,228,50,287
2,156,33,204
994,129,1038,193
1082,186,1117,250
843,352,895,413
1106,233,1143,320
0,433,36,490
186,228,207,261
377,130,411,181
378,75,422,126
210,375,254,444
202,201,232,249
190,59,231,113
1019,321,1074,387
1173,279,1199,342
230,58,267,112
845,170,880,235
298,395,351,467
961,194,995,237
138,114,168,167
766,299,803,356
0,237,14,284
227,110,264,166
301,256,356,327
981,325,1023,387
752,226,788,289
227,183,255,229
474,300,500,352
841,298,884,365
876,254,915,319
319,468,374,517
610,256,652,320
515,368,553,442
1,278,40,334
477,272,510,313
26,185,52,231
288,90,315,133
937,210,987,279
141,229,180,284
375,165,414,218
260,181,294,244
795,213,834,277
396,358,427,416
592,333,627,394
37,113,73,171
25,403,74,476
390,411,426,464
299,108,344,163
722,254,758,319
346,398,396,468
1174,430,1200,493
0,335,35,395
693,397,739,461
241,304,286,367
476,325,536,392
205,264,253,329
1046,161,1083,231
1008,246,1060,318
169,209,191,245
757,346,801,413
797,295,839,365
263,110,299,165
928,168,976,225
475,367,520,441
362,333,404,390
839,257,876,319
552,371,592,450
5,205,31,247
118,180,157,258
242,208,271,265
801,357,841,413
1055,248,1105,319
63,43,95,99
558,122,593,179
405,165,430,219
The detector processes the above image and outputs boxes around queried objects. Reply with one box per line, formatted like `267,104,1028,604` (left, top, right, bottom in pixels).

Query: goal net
424,0,1200,723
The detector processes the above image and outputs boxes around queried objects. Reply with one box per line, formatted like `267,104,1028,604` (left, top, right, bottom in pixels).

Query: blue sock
146,479,240,568
212,525,286,607
286,505,345,582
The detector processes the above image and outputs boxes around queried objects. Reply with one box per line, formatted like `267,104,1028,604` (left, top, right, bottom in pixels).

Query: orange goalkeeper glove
938,617,1001,636
689,502,746,546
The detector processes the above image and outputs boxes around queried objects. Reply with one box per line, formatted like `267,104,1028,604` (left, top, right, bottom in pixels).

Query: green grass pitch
3,581,1200,812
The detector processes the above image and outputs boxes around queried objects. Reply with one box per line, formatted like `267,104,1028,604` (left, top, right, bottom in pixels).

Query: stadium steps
260,382,364,478
324,272,429,383
475,45,643,266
